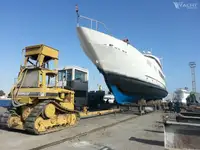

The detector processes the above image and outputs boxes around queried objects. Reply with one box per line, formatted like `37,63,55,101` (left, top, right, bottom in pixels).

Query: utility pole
189,62,196,93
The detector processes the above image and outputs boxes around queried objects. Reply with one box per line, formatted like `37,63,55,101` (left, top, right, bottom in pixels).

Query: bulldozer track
29,111,156,150
24,100,80,135
0,107,21,129
0,100,80,135
0,111,11,128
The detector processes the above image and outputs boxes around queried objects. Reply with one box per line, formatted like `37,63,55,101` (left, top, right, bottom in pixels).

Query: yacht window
145,55,162,70
147,60,151,67
154,66,157,71
159,71,164,80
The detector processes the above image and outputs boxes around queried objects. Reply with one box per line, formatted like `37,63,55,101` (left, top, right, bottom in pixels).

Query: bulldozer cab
16,69,57,88
23,44,58,69
10,44,61,99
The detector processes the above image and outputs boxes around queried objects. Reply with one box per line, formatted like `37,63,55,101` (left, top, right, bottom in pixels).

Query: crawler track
0,100,80,135
24,100,78,135
0,111,12,128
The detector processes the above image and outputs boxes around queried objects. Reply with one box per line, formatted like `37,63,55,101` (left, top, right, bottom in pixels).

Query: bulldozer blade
164,121,200,150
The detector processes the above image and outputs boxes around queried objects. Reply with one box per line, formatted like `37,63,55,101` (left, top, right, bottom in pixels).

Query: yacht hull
98,68,168,104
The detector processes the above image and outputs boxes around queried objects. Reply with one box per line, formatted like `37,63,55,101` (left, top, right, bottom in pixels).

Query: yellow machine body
0,44,79,134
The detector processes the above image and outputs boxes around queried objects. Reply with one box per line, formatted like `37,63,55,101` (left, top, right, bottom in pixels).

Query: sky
0,0,200,94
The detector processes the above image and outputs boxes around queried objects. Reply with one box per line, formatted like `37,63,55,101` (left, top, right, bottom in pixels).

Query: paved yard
0,108,138,150
47,112,164,150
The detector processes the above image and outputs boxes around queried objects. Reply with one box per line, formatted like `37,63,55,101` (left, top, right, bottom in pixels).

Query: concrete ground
0,108,137,150
0,107,164,150
47,112,164,150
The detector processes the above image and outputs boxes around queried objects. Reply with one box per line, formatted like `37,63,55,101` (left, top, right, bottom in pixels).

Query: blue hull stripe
110,85,163,104
110,85,141,104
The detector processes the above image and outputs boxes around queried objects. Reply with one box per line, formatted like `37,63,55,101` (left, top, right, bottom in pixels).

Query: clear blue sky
0,0,199,94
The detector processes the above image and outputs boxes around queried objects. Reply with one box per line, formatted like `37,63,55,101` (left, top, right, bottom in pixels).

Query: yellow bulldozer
0,44,80,134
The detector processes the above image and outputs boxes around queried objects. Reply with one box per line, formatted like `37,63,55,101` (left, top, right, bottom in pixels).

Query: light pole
189,62,196,93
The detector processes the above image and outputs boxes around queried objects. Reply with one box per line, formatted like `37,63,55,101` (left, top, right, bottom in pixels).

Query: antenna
189,62,196,93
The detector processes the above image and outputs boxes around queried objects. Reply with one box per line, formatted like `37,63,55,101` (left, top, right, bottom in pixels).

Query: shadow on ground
144,129,163,133
129,136,164,147
0,127,36,136
99,146,114,150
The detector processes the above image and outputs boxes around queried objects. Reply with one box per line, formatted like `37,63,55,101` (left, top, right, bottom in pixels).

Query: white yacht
76,15,168,104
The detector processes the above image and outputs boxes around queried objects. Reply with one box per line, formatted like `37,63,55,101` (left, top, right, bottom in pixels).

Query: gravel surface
47,112,164,150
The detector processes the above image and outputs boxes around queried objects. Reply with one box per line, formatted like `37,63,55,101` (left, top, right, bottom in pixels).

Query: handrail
77,14,110,34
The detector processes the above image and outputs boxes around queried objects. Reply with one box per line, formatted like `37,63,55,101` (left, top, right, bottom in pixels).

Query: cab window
74,69,86,81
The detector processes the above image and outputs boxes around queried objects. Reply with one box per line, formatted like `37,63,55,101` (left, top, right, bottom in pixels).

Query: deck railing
77,15,110,34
